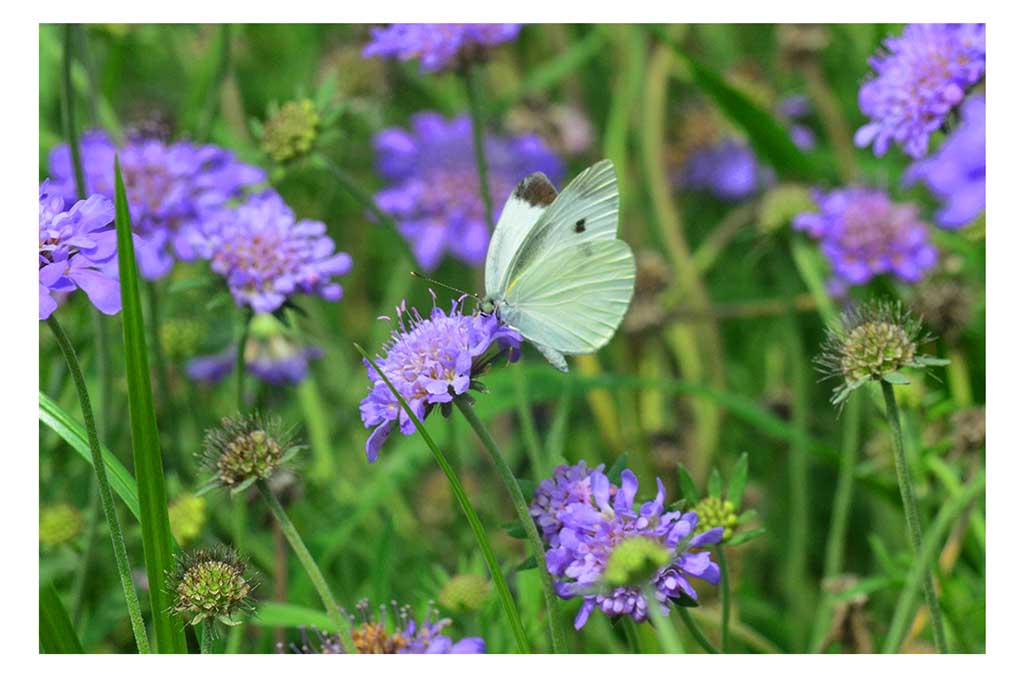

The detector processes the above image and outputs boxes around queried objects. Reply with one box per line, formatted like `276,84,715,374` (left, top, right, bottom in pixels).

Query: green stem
455,398,567,653
200,621,214,654
717,546,731,652
46,316,151,654
356,346,531,652
880,381,948,653
783,313,811,649
463,63,495,230
235,309,252,410
677,605,719,654
146,282,179,468
644,588,685,653
513,366,545,479
811,391,862,651
70,477,100,626
884,469,984,653
256,479,357,654
622,617,644,653
677,607,718,652
60,24,87,199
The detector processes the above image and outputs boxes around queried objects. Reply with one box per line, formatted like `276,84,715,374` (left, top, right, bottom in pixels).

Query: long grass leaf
39,584,85,654
113,159,188,653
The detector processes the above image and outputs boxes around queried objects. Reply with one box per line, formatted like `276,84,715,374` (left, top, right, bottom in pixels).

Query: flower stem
226,307,253,655
200,621,214,654
146,282,179,470
880,381,948,653
513,365,546,479
622,617,644,653
196,24,231,142
235,308,252,410
644,588,685,654
677,605,720,654
810,390,862,651
716,546,731,652
462,63,495,231
46,315,151,654
454,397,567,653
256,479,357,654
356,348,530,652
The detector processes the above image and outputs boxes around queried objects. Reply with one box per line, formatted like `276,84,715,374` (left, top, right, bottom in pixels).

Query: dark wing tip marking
514,172,558,208
574,218,586,233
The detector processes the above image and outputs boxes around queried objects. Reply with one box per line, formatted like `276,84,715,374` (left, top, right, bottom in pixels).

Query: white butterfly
480,159,636,372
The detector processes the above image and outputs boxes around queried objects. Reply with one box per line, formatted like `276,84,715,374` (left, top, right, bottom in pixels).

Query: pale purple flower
530,461,604,547
186,337,323,386
359,299,521,462
681,139,760,201
374,112,563,271
855,24,986,159
532,465,723,629
794,187,938,295
906,96,985,229
194,191,352,314
363,24,522,72
48,130,265,279
38,180,120,320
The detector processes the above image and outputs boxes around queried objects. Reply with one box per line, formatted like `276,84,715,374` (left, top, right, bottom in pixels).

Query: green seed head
170,547,254,627
603,536,672,588
200,413,296,491
169,493,207,547
261,99,320,163
839,320,917,382
439,573,492,612
39,503,83,548
694,496,739,541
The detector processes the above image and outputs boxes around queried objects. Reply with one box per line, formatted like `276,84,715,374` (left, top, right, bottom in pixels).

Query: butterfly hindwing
500,239,636,356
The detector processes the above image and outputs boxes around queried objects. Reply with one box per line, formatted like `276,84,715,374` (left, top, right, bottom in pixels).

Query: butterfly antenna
409,271,480,300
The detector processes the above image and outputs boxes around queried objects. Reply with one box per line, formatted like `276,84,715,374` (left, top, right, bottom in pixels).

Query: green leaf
668,591,700,608
726,452,750,508
254,602,336,633
707,468,723,499
646,25,830,181
517,478,537,501
113,159,188,654
39,392,141,521
727,527,767,547
882,371,911,385
917,355,951,367
516,555,538,572
676,463,701,503
502,521,527,539
39,584,85,654
606,452,630,486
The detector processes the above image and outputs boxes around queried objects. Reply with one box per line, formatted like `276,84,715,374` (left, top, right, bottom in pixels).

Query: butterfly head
479,296,499,316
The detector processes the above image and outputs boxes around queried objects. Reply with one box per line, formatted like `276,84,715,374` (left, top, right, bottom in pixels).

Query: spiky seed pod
815,300,948,406
694,497,740,541
168,547,255,628
439,573,492,613
602,536,672,589
39,503,83,548
261,99,320,163
198,413,301,494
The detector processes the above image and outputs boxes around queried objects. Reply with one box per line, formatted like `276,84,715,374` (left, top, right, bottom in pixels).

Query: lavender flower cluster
363,23,522,72
359,300,521,461
531,462,723,629
38,181,120,320
48,131,266,280
794,187,938,295
855,23,985,159
374,112,562,270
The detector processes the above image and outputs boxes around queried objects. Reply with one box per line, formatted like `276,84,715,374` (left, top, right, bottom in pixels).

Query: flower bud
439,573,491,612
199,413,299,493
39,503,83,548
261,99,320,163
169,547,255,627
603,536,672,588
693,496,740,541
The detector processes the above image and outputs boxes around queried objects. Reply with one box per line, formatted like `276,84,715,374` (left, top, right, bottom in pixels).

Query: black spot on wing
513,172,558,207
574,218,586,233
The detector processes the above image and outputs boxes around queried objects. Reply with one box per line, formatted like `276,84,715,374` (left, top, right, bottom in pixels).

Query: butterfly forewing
484,172,557,298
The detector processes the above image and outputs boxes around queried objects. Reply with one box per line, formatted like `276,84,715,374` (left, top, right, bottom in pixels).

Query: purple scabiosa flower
363,24,522,73
681,139,761,201
186,314,324,386
287,601,485,654
359,299,521,462
906,96,985,229
194,191,352,314
48,130,266,279
794,188,938,295
39,180,120,320
855,24,986,159
536,466,723,629
530,460,604,547
777,94,817,151
374,112,563,271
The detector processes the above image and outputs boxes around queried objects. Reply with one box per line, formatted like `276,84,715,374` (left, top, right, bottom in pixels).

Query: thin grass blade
39,584,85,654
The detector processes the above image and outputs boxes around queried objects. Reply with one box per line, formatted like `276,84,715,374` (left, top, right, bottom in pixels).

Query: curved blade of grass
254,601,334,632
113,159,188,654
39,391,140,520
354,343,531,653
646,24,831,181
39,584,85,654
